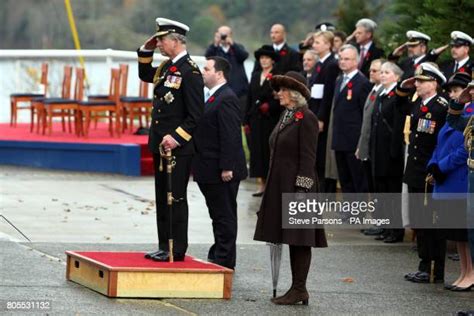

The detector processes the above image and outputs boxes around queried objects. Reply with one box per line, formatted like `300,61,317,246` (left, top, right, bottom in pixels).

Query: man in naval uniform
388,30,447,80
441,31,473,79
137,18,204,262
397,63,448,283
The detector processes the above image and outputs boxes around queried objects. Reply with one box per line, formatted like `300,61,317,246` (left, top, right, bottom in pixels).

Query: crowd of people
137,16,473,308
203,18,474,303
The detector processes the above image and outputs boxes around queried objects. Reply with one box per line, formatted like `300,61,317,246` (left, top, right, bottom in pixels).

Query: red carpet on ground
0,123,148,144
74,251,226,270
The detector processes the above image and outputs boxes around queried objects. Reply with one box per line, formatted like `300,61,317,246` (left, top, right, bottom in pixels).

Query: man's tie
340,74,349,92
454,61,459,73
358,46,365,69
204,91,211,103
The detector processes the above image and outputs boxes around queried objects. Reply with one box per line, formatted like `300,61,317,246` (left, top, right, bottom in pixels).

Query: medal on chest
164,75,182,89
417,118,436,134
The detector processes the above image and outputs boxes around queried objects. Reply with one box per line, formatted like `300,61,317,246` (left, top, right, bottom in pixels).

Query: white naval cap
406,30,431,45
154,17,190,37
450,31,473,46
414,62,447,85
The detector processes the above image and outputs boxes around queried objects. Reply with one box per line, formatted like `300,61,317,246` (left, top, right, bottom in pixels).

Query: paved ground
1,166,473,315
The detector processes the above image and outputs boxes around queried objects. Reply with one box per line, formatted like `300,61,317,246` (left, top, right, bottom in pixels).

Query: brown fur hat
270,71,311,100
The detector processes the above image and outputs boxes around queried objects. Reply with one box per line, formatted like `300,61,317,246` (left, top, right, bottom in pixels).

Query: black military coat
137,49,204,155
440,58,472,80
369,87,406,178
398,90,448,188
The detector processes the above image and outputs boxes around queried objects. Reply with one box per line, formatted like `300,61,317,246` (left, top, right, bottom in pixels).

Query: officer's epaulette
187,58,201,74
436,96,448,107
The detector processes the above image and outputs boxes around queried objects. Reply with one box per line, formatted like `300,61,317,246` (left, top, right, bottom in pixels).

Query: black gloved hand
427,164,446,184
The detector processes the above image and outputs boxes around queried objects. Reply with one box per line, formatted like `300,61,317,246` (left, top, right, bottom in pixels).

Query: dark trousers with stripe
153,154,192,254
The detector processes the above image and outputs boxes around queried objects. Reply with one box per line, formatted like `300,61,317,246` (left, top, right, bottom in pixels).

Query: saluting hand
401,77,416,89
392,43,407,57
221,170,233,182
143,35,158,50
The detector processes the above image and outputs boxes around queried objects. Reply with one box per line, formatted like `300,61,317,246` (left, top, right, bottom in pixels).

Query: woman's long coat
245,70,282,178
254,107,328,247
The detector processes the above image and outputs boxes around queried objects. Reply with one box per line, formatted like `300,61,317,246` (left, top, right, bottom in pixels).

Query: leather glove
427,164,446,184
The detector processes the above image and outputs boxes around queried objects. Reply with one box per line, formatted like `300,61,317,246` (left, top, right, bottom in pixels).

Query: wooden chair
31,65,73,134
88,64,129,129
43,67,84,136
121,80,152,133
11,63,48,127
78,68,121,138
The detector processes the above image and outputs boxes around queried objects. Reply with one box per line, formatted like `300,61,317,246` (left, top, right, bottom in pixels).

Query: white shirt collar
414,54,426,65
372,84,383,92
220,44,230,53
456,56,470,67
172,50,188,64
273,42,285,51
422,93,437,105
381,83,397,95
319,52,331,63
360,41,372,52
343,69,359,81
207,82,226,99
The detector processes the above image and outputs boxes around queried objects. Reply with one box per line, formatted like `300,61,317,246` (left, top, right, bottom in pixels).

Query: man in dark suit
253,23,302,74
193,56,248,269
205,25,249,116
440,31,473,79
137,18,204,262
308,31,340,192
331,44,372,193
353,18,384,78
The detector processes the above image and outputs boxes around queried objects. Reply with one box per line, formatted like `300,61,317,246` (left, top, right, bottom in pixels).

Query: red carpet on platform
0,123,148,144
74,251,226,270
0,123,154,176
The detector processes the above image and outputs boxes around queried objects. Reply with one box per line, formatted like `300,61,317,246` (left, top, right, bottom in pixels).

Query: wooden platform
66,251,233,299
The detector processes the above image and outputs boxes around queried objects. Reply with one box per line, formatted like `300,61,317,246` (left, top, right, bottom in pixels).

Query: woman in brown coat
253,71,328,305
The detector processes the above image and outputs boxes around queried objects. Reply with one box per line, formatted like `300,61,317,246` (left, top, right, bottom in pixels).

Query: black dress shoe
404,271,421,281
252,191,264,197
448,253,460,261
411,272,430,283
151,251,185,262
364,228,384,236
444,283,455,290
451,284,474,291
457,310,474,316
145,249,166,259
383,236,403,243
374,234,388,241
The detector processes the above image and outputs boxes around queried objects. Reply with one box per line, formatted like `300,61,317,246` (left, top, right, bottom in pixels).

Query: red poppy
421,106,428,113
279,50,287,56
388,91,395,97
466,107,473,113
316,65,321,73
347,82,353,89
365,51,371,60
169,66,177,73
266,73,273,80
208,96,215,103
369,95,376,102
459,67,466,73
294,111,304,120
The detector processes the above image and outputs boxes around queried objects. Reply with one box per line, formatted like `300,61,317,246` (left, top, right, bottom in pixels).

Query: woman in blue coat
428,72,473,291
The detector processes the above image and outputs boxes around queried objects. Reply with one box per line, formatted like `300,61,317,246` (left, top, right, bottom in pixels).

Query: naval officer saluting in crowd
193,56,247,270
137,18,204,262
